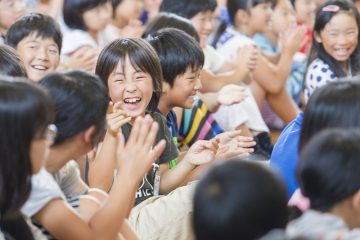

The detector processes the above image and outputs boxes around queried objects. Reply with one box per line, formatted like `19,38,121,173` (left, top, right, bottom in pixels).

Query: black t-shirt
121,112,179,205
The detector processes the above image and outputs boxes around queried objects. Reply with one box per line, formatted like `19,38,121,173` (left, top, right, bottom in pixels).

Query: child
21,70,163,239
0,0,27,43
271,79,360,198
0,44,27,77
61,0,112,71
193,160,288,240
304,0,360,102
286,128,360,238
5,13,62,81
0,78,55,239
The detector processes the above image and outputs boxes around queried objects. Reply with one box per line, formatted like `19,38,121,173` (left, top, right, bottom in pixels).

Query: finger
143,121,159,151
238,141,257,148
136,114,154,146
113,102,125,113
107,101,114,114
127,116,142,145
238,136,255,142
148,139,166,166
112,117,132,130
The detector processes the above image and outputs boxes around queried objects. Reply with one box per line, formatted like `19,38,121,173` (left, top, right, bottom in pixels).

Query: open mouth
334,48,351,58
124,97,141,104
31,65,49,71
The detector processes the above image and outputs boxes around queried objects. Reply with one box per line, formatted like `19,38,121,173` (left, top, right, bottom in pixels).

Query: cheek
108,84,124,103
50,56,60,69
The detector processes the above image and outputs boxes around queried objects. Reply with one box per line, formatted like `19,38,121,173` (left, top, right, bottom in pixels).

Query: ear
234,9,249,26
82,125,97,144
314,32,322,43
351,189,360,213
162,81,171,94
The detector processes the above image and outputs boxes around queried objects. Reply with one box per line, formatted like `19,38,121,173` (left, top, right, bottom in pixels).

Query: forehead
19,33,58,46
324,12,357,30
191,10,213,19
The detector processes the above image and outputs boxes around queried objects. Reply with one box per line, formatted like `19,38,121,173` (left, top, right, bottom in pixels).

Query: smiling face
107,56,154,117
271,0,296,34
16,33,60,81
164,68,202,109
315,12,358,69
248,2,273,35
83,2,112,33
190,10,214,48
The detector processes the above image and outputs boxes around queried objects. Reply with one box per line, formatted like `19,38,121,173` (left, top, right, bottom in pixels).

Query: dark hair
227,0,275,23
96,38,162,112
0,45,27,77
5,13,62,52
159,0,217,19
146,28,204,87
0,77,54,219
63,0,109,31
193,160,288,240
143,13,200,42
111,0,122,17
299,79,360,151
308,0,360,77
39,71,108,146
298,128,360,211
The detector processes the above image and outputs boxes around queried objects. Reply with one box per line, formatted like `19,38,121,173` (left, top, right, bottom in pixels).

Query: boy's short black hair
298,128,360,212
0,45,27,77
39,71,109,146
160,0,217,19
227,0,275,23
5,13,62,52
63,0,109,31
146,28,204,87
193,160,288,240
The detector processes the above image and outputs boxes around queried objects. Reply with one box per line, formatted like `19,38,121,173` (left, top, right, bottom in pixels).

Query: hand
215,130,256,160
116,115,166,183
234,44,258,73
107,102,132,137
65,46,99,72
280,25,307,57
183,139,219,166
217,84,248,106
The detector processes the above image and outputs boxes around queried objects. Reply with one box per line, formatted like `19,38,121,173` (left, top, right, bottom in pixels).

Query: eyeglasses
45,124,57,143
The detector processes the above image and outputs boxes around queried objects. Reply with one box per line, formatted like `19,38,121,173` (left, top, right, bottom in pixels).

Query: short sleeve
203,45,226,73
21,168,64,218
53,160,84,198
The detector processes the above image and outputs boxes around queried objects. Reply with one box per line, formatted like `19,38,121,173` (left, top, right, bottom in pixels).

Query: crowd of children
1,0,360,239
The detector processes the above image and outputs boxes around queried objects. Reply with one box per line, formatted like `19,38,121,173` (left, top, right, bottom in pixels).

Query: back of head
63,0,109,31
39,71,108,146
298,128,360,211
0,45,27,77
146,28,204,87
309,0,360,77
300,78,360,150
5,13,62,52
193,160,288,240
143,12,200,42
159,0,217,19
0,77,54,218
227,0,275,24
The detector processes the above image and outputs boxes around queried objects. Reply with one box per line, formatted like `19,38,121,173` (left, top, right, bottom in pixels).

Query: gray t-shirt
121,112,179,205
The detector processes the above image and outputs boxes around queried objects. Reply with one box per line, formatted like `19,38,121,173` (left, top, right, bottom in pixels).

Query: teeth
124,97,140,103
32,65,47,70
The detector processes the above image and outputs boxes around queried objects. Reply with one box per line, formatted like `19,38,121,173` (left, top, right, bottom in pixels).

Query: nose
204,18,213,32
338,34,348,45
124,81,137,93
36,47,49,61
194,77,202,91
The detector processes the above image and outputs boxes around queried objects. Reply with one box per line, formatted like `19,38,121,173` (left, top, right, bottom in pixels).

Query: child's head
5,13,62,81
142,12,200,43
227,0,274,35
96,38,162,117
298,128,360,220
0,0,26,34
146,28,204,109
0,44,27,77
310,0,360,77
289,0,316,27
160,0,217,47
271,0,297,34
193,160,288,240
63,0,112,33
39,71,108,149
300,79,360,151
111,0,143,27
0,77,54,218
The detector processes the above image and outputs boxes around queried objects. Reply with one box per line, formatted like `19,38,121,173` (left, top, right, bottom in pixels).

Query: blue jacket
270,112,303,198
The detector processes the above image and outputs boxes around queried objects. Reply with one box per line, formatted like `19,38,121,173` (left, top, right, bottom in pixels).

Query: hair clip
322,5,340,12
145,34,159,41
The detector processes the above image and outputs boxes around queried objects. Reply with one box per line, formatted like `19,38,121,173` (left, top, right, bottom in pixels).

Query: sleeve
21,168,64,218
203,45,226,73
154,113,179,167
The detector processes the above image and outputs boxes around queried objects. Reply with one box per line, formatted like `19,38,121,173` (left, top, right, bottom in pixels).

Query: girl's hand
65,46,99,72
217,84,248,106
184,139,219,166
116,115,166,183
234,44,259,73
280,25,307,57
215,130,256,160
107,102,131,138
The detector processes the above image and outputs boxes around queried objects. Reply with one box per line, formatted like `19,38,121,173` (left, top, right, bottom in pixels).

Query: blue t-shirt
270,112,303,198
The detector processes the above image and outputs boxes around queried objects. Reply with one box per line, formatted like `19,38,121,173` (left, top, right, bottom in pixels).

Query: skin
0,0,26,35
82,2,112,38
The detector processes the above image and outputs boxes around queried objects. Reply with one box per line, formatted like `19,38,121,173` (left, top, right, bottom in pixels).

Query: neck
264,31,278,46
235,24,255,37
88,30,98,40
341,61,350,74
158,99,171,117
330,198,359,229
46,142,80,173
112,18,127,29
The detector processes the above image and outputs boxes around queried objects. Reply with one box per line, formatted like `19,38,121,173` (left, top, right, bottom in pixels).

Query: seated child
0,0,27,43
193,160,288,240
5,13,62,81
286,128,360,239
